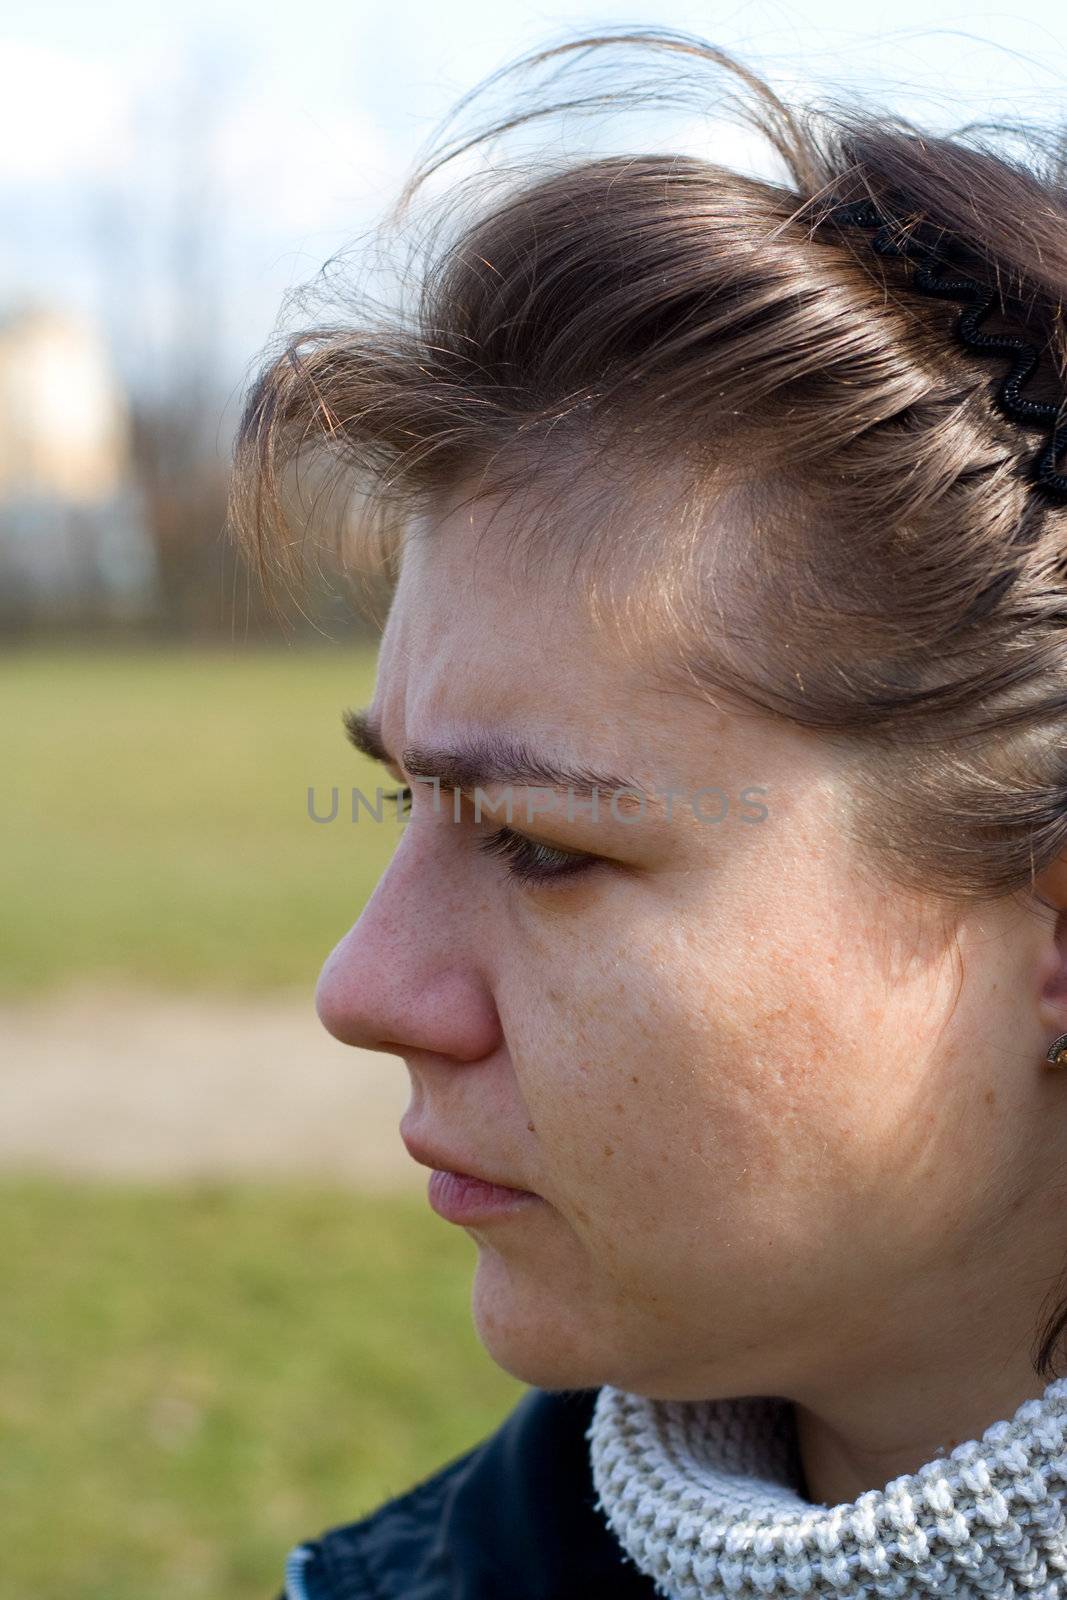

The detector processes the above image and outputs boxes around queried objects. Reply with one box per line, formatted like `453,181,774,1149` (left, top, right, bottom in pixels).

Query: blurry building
0,304,157,627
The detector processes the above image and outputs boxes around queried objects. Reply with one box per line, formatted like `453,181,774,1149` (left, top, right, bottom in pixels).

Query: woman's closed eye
476,826,598,887
385,786,598,886
383,785,415,819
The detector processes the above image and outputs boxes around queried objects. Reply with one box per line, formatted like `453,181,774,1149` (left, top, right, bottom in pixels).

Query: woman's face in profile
315,485,1061,1405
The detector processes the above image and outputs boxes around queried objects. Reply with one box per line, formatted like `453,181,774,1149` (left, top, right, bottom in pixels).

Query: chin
468,1241,612,1391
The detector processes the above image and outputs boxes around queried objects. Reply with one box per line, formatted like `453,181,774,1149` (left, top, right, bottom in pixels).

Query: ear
1032,853,1067,1032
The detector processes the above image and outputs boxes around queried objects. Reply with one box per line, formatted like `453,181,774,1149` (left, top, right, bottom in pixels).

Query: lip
425,1168,543,1224
400,1128,543,1223
399,1129,531,1192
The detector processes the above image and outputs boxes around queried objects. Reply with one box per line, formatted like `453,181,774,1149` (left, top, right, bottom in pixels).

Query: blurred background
2,2,1064,1595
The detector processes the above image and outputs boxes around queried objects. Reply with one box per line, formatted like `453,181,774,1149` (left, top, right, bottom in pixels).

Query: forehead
373,486,686,759
366,478,838,811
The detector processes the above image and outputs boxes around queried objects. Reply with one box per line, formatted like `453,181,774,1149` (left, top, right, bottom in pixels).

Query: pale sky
2,0,1064,412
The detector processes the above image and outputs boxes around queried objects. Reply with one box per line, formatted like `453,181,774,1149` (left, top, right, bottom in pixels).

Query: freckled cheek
531,1101,694,1269
511,917,828,1212
509,983,647,1169
515,976,733,1238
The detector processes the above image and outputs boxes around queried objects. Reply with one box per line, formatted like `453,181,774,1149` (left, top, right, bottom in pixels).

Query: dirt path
0,983,421,1188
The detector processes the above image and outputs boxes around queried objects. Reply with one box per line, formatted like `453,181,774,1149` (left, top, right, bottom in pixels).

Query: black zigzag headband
824,199,1067,503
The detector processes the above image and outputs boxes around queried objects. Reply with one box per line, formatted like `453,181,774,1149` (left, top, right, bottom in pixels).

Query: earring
1046,1033,1067,1068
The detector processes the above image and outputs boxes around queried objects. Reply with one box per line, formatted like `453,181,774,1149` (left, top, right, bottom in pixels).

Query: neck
777,1179,1067,1505
794,1362,1053,1505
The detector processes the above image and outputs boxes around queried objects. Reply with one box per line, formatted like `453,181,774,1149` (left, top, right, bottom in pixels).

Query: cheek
507,905,970,1277
503,943,681,1228
503,925,775,1260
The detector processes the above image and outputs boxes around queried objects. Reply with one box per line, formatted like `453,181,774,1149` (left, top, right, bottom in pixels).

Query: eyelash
384,786,596,887
383,785,413,818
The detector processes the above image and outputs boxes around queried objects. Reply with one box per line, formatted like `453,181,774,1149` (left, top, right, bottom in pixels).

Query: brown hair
229,28,1067,1374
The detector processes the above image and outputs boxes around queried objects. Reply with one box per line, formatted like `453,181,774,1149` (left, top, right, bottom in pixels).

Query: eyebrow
342,707,646,801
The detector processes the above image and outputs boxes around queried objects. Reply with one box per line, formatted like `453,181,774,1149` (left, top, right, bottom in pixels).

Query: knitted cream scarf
587,1377,1067,1600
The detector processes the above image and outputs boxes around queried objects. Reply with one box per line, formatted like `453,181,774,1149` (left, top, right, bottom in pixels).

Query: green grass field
0,1177,522,1600
0,641,401,995
2,644,526,1600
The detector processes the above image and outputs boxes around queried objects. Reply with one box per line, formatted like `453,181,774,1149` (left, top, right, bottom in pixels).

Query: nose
314,828,502,1063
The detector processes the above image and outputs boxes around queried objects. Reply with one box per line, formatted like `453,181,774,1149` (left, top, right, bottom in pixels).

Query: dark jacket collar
282,1386,660,1600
